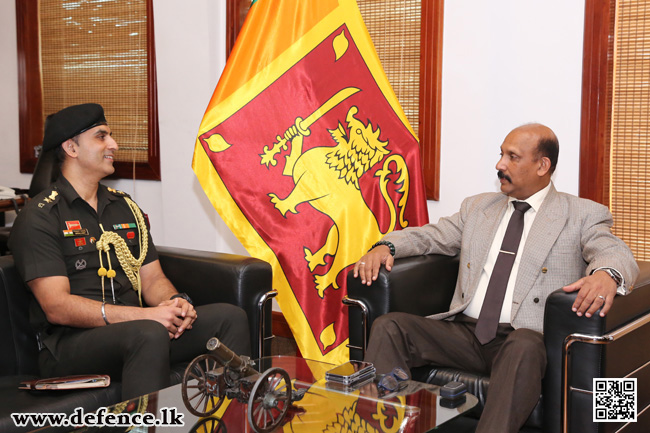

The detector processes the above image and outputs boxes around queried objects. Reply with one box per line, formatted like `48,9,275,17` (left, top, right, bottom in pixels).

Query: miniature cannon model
182,337,304,433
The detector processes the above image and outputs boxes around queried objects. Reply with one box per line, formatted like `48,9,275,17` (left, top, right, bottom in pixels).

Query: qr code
593,378,637,422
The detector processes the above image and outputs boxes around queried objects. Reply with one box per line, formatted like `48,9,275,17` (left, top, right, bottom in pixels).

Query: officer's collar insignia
42,190,58,204
39,190,59,208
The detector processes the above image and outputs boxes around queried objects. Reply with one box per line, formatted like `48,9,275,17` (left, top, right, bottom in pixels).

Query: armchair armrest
156,246,275,359
543,261,650,433
345,254,459,360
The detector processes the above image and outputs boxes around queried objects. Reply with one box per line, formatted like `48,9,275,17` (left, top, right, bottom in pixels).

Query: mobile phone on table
326,360,375,385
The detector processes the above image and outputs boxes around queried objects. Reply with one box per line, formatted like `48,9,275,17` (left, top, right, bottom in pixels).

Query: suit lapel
511,185,568,314
466,196,509,296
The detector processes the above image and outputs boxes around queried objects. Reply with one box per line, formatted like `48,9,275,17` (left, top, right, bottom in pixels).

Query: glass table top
63,356,477,433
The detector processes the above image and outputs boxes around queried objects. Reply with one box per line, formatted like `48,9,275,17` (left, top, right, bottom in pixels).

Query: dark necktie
474,201,532,345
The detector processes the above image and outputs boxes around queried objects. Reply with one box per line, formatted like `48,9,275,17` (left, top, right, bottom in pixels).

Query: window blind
39,0,150,164
357,0,421,137
610,0,650,259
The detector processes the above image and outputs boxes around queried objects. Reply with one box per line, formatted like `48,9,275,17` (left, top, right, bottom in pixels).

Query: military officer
9,103,251,400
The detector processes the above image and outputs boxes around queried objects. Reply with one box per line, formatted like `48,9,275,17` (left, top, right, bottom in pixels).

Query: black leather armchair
0,246,275,432
345,255,650,433
0,149,60,256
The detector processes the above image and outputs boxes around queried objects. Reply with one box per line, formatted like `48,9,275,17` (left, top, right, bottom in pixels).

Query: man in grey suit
353,123,639,433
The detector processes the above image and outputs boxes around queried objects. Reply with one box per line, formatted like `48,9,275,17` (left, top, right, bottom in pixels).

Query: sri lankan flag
193,0,429,364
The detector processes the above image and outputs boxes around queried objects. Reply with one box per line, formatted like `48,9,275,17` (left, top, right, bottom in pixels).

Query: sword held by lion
261,87,411,298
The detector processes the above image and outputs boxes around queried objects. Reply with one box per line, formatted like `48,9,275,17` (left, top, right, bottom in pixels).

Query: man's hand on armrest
562,270,618,318
353,245,394,286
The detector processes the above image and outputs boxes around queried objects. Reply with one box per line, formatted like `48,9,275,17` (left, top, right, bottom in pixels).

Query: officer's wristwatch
170,292,193,305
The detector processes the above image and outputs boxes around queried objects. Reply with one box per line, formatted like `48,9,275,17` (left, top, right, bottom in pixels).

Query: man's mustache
497,171,512,183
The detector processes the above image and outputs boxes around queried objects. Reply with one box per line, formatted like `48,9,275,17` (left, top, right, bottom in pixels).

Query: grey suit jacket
382,184,639,333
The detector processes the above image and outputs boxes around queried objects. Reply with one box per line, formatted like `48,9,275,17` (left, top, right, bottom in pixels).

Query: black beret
42,103,107,152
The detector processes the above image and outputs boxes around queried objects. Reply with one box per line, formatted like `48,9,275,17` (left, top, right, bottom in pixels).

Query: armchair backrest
157,246,274,360
346,254,459,361
29,149,60,198
0,255,39,376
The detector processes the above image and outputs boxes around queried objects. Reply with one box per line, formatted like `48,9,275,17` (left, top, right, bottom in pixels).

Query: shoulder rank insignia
107,187,128,196
38,190,59,208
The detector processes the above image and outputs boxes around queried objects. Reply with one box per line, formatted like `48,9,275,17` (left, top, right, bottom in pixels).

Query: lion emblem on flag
261,89,410,297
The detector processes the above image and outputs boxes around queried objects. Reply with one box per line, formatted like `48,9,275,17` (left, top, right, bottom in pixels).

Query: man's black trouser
39,303,251,400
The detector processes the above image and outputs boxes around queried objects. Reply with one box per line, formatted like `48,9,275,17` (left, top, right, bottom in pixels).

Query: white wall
110,0,247,255
0,1,25,194
432,0,585,220
0,0,585,255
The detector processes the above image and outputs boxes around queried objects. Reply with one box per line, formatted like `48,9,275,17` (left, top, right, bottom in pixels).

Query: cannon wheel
189,416,227,433
247,367,292,433
182,354,224,417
